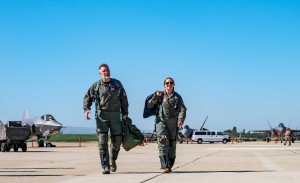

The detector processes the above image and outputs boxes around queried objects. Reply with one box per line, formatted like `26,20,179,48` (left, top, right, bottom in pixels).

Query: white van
192,130,229,144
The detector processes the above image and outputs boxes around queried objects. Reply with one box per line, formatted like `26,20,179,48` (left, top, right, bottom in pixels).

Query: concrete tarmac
1,141,300,183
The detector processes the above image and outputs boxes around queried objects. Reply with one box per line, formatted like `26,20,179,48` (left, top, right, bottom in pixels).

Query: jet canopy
41,114,56,121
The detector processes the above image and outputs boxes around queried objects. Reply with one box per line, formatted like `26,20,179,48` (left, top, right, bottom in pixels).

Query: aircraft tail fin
267,120,273,129
199,115,208,130
23,109,29,120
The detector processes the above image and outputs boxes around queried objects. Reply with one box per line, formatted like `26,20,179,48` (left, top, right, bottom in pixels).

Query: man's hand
123,115,128,120
177,121,183,127
85,110,91,120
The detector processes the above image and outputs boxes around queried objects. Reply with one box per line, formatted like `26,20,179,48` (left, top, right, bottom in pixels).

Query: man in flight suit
83,63,129,174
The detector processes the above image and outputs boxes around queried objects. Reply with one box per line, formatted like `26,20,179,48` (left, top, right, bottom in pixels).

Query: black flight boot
169,156,176,172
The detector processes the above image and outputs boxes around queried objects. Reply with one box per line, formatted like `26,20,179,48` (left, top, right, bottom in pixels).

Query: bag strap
95,78,121,91
158,92,181,116
92,80,102,104
93,78,123,105
111,78,121,89
158,92,163,114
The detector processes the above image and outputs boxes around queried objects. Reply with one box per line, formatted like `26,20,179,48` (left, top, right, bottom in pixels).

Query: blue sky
1,0,299,132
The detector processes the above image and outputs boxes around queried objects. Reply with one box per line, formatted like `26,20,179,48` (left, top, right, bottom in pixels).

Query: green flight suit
83,78,128,169
147,91,187,169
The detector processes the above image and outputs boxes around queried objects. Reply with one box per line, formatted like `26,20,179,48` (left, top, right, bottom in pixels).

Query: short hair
99,63,109,70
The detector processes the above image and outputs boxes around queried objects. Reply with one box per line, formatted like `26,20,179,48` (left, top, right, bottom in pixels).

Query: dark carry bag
143,93,159,118
122,117,144,151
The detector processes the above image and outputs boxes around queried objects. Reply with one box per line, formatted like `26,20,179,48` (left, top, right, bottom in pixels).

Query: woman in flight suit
147,77,187,173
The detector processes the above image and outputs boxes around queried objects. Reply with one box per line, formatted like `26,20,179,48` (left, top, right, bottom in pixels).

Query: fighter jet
147,116,209,143
177,116,209,143
22,111,63,147
252,120,300,143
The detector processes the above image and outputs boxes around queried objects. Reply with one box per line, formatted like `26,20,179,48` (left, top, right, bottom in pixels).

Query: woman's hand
177,121,183,127
156,90,163,96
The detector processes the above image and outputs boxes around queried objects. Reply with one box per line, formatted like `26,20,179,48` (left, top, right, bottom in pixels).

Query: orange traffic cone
140,140,145,146
274,137,278,144
145,137,148,145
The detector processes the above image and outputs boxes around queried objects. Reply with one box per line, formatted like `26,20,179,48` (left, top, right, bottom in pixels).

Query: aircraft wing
252,130,271,133
291,129,300,133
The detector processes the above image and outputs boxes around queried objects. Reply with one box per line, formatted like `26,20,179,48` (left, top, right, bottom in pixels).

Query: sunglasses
165,82,174,85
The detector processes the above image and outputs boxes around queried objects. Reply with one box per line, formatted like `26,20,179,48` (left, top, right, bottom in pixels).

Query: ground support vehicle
192,130,229,144
0,121,31,152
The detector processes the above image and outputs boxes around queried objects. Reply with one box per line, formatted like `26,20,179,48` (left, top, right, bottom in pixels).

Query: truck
192,130,229,144
0,121,31,152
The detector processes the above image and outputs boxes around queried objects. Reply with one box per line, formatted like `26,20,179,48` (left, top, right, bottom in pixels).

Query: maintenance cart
0,121,31,152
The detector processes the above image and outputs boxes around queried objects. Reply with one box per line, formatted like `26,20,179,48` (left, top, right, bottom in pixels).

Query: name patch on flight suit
109,84,115,91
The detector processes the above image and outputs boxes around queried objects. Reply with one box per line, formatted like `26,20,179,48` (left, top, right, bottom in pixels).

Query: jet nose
52,120,63,132
278,127,283,133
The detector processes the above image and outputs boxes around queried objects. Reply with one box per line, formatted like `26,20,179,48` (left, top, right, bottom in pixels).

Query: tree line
223,126,267,139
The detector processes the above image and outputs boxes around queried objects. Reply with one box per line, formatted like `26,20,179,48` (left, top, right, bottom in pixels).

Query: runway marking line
140,149,223,183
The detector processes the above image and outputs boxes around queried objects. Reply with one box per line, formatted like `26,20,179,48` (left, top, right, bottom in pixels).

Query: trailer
0,121,31,152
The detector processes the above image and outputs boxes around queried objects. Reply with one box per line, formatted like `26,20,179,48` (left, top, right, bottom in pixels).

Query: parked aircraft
177,116,209,143
147,116,213,143
252,120,300,143
22,110,63,147
0,120,3,126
